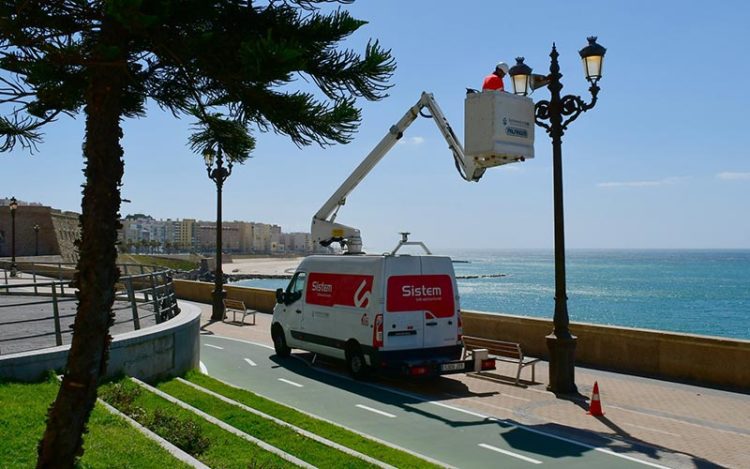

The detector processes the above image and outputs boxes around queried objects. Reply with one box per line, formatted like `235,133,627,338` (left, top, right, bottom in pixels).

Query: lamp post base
211,288,226,321
546,333,578,394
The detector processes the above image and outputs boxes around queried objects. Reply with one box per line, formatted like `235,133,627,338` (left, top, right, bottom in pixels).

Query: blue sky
3,0,749,251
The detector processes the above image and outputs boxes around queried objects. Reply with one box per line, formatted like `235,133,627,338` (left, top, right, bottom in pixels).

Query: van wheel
272,325,290,358
346,344,369,379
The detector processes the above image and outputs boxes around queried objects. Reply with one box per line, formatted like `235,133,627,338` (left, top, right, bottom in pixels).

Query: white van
271,254,495,378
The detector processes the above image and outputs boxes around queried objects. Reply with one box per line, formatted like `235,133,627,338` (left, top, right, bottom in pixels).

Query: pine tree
1,1,394,466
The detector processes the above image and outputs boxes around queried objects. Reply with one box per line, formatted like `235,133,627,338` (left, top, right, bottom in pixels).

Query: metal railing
0,262,180,355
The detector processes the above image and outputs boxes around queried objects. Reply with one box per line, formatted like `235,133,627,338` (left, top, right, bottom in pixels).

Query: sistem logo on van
387,275,455,318
401,285,442,297
311,281,333,293
354,280,371,308
306,273,373,308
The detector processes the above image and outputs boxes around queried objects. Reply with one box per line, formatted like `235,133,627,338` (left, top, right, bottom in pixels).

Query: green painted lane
199,335,660,469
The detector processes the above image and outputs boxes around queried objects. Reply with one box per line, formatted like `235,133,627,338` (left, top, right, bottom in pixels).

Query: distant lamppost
509,37,607,394
9,197,18,277
33,224,40,256
205,147,233,321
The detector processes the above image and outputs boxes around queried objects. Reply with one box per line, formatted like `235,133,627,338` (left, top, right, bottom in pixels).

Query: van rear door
383,256,423,350
419,257,459,348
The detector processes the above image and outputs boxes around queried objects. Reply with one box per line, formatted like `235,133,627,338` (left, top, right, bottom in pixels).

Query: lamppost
9,197,18,277
33,224,40,256
204,146,233,321
509,37,607,394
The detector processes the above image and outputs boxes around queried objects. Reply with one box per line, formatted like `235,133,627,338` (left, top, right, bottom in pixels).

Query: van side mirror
275,288,285,304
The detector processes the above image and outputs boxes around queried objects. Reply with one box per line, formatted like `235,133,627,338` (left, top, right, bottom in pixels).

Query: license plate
441,362,465,372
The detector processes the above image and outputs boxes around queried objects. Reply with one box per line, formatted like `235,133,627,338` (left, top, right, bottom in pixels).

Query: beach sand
223,257,303,276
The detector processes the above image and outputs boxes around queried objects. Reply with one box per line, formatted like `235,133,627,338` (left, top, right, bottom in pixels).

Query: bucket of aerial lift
464,91,535,167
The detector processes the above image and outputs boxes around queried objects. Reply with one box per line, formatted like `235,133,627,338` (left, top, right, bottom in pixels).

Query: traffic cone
587,381,604,416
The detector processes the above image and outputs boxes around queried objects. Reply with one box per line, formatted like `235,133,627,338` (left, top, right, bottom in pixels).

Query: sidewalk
195,302,750,469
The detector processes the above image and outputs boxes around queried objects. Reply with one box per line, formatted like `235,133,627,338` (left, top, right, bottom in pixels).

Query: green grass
185,371,440,469
0,377,191,468
99,378,292,468
158,378,378,468
118,254,198,271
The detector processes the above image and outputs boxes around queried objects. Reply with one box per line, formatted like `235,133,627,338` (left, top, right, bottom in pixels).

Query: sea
234,249,750,341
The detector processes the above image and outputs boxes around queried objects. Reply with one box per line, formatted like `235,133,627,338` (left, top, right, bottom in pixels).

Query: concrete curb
0,300,201,382
97,398,209,469
176,377,397,469
132,377,314,468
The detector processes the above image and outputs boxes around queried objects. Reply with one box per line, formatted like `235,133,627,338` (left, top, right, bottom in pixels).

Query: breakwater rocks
456,273,507,279
226,274,293,282
225,273,507,282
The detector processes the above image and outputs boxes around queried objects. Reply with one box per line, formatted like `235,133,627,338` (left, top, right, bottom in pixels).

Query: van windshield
286,272,306,303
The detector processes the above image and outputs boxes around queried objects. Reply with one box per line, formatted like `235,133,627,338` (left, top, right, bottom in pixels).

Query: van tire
345,343,369,379
272,325,291,358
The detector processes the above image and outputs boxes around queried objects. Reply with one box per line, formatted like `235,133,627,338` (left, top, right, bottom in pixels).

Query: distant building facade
0,199,80,262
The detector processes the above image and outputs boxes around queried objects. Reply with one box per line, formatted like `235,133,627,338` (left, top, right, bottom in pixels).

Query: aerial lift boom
312,91,532,254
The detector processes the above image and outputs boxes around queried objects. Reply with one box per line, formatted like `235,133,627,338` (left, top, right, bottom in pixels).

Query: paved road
200,335,659,469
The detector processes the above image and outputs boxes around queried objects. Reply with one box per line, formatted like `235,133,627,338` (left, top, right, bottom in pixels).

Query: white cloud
398,136,425,145
597,177,686,188
716,171,750,180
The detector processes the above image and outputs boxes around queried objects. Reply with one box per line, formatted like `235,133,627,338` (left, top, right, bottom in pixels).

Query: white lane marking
203,335,275,351
356,404,397,418
244,358,257,367
199,361,208,374
201,371,454,469
621,422,681,437
336,376,670,468
205,344,223,350
278,378,303,388
479,443,542,465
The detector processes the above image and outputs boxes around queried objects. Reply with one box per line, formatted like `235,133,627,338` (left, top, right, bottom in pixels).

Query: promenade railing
0,262,180,354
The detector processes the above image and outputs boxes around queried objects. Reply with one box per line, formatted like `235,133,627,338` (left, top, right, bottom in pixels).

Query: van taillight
373,314,383,348
457,312,463,342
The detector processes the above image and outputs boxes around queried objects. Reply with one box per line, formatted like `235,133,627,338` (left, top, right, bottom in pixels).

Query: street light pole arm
534,99,553,133
560,81,601,130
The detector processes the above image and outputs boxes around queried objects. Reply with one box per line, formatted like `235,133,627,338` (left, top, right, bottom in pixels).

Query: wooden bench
462,335,540,385
223,299,256,325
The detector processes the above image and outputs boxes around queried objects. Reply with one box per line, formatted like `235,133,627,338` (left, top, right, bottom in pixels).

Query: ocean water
234,249,750,340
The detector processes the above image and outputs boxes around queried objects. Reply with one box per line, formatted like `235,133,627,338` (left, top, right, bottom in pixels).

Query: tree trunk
37,19,126,468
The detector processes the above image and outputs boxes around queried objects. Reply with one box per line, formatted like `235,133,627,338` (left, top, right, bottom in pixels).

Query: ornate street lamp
205,147,233,321
520,37,607,394
9,196,18,277
33,224,40,256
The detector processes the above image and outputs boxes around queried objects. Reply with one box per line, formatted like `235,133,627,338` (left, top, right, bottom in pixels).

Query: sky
2,0,750,252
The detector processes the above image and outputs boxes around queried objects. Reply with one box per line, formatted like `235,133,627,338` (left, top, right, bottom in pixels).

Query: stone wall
462,310,750,391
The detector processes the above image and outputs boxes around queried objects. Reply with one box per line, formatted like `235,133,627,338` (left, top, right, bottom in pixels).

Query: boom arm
312,91,526,254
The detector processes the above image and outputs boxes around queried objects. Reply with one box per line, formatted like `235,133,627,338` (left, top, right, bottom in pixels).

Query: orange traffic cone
587,381,604,416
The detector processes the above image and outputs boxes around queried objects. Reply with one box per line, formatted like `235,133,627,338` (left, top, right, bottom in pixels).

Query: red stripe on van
386,275,455,318
306,273,374,308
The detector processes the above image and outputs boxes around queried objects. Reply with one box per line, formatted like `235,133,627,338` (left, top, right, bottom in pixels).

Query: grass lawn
118,254,199,272
184,371,440,469
99,378,292,468
0,377,191,468
157,378,379,468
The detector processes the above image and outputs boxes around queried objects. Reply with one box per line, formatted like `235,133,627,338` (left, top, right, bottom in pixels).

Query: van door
384,256,424,350
420,257,459,349
284,271,307,345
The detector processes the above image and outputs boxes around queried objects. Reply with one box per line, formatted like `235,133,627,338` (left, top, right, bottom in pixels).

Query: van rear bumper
366,345,468,376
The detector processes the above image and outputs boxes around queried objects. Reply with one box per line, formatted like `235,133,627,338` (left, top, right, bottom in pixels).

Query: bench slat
223,299,256,326
462,335,539,385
